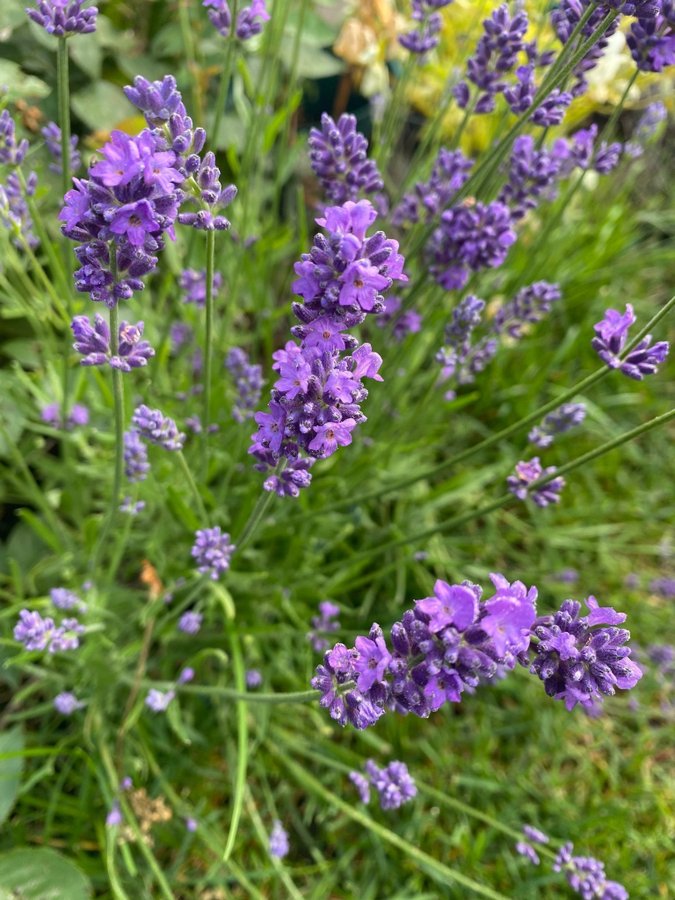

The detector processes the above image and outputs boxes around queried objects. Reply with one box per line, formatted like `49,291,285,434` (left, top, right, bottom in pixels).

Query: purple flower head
415,580,478,633
364,759,417,810
552,3,621,97
0,170,39,250
376,296,423,340
72,314,156,372
528,597,642,711
349,770,371,803
145,688,175,712
185,817,198,832
178,667,195,684
178,611,203,635
191,527,235,580
123,430,150,482
41,401,90,430
354,627,392,692
106,802,123,827
428,201,516,291
480,573,537,657
14,609,83,653
393,148,473,228
308,113,385,207
493,281,561,339
399,0,452,55
516,841,540,865
529,402,586,448
26,0,98,36
54,691,84,714
131,404,185,450
592,304,669,379
41,122,81,176
507,458,566,508
554,842,628,900
307,600,341,652
177,152,236,231
225,347,264,422
50,587,84,611
499,135,565,220
245,669,262,689
204,0,270,40
269,820,289,859
180,268,223,306
523,824,549,844
627,4,675,73
650,576,675,598
0,110,29,166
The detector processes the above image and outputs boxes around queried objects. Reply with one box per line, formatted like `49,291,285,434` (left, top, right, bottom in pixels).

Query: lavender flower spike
42,122,81,176
308,113,385,207
26,0,98,36
54,692,85,714
507,458,565,508
191,527,235,580
364,759,417,810
554,842,628,899
592,304,669,380
269,820,289,858
529,402,586,448
71,314,155,372
131,404,185,450
123,430,150,482
145,688,175,712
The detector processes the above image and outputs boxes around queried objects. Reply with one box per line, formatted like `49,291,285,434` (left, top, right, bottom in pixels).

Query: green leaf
17,509,63,554
0,61,50,101
71,82,135,130
69,33,102,80
0,727,23,826
280,45,345,78
166,485,201,531
0,848,92,899
0,0,28,32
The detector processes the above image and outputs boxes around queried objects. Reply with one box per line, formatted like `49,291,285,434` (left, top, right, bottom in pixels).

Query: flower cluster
507,458,566,508
180,268,223,306
177,151,237,231
0,171,38,249
178,611,203,635
41,402,89,430
427,200,516,291
131,404,185,451
392,148,472,228
41,121,81,176
493,281,562,338
0,110,29,166
14,608,84,653
592,304,669,379
26,0,98,36
54,691,85,715
308,113,385,209
515,824,549,866
145,688,175,712
626,2,675,73
312,574,537,729
71,314,155,372
249,200,406,496
350,760,417,810
529,403,587,448
307,600,341,653
551,2,621,98
123,429,150,482
50,587,86,611
554,841,628,899
191,527,235,580
399,0,453,55
225,347,264,422
268,820,289,858
203,0,270,41
528,596,642,711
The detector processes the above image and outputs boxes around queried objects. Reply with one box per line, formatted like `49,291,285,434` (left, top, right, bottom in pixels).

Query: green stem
132,677,318,704
211,0,239,149
178,450,208,522
178,0,203,125
56,37,71,200
222,631,248,861
202,228,216,479
235,480,278,551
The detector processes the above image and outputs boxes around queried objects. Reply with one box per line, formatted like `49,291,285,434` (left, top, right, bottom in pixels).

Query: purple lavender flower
349,770,371,803
516,841,540,865
191,527,235,580
376,296,423,341
523,825,549,844
50,588,83,610
178,611,203,635
177,152,236,231
180,268,223,306
14,609,84,653
250,199,406,495
308,113,385,207
26,0,98,35
364,760,417,810
204,0,270,40
185,817,198,832
170,322,193,356
1,171,38,249
269,820,289,858
178,667,195,684
245,669,262,689
41,122,81,176
71,314,155,371
634,101,667,144
393,148,472,228
307,600,341,652
225,347,264,422
312,574,537,729
54,691,84,714
123,430,150,482
60,128,184,307
592,304,669,379
627,3,675,73
529,403,587,448
554,842,628,899
528,596,642,711
428,201,516,291
493,281,561,338
399,0,452,55
507,458,566,508
131,404,185,450
0,110,29,166
41,402,89,430
650,576,675,597
105,801,123,827
499,135,565,220
120,497,145,515
454,4,529,113
145,688,175,712
551,3,621,98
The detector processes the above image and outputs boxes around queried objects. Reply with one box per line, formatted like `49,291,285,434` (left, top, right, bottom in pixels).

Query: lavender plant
0,0,673,896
